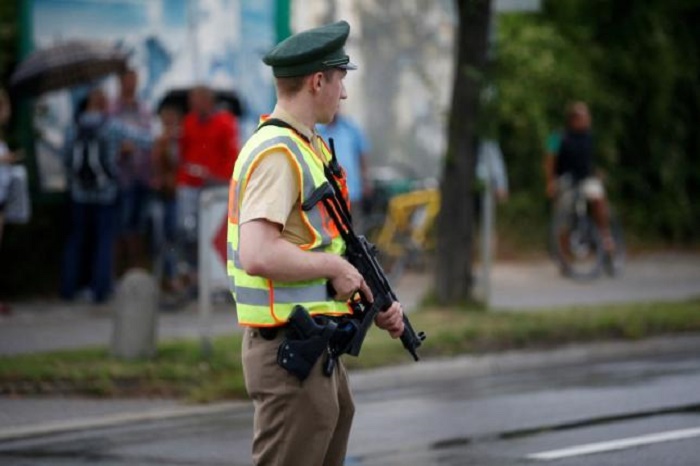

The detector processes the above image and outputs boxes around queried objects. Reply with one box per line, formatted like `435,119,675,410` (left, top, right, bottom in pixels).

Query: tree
492,0,700,244
434,0,492,304
0,0,18,84
356,0,454,176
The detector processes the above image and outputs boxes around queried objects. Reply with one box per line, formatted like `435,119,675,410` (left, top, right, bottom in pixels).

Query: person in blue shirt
476,139,509,203
317,112,371,230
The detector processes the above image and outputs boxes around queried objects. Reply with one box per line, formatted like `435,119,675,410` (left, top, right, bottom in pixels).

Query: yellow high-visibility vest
227,121,351,327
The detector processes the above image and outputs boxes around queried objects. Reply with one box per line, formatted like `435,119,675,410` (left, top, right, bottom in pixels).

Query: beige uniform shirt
239,107,326,246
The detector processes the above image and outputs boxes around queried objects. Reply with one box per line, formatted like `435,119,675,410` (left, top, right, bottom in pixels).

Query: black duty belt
257,314,345,341
259,326,285,340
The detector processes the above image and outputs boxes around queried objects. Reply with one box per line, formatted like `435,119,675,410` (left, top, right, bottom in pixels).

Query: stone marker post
111,268,158,359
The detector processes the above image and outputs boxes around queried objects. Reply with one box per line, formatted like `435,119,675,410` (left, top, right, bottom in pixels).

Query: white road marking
527,426,700,461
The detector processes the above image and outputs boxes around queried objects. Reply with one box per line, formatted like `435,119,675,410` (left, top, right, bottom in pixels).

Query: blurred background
0,0,698,299
1,1,700,465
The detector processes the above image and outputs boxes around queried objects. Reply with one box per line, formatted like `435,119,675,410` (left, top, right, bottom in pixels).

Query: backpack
70,117,115,197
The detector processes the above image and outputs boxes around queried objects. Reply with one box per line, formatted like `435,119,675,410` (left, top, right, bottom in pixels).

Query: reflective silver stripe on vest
234,131,333,248
235,283,330,306
227,241,241,268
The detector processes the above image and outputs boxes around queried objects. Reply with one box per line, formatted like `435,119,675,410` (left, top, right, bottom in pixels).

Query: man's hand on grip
375,302,404,339
329,257,373,302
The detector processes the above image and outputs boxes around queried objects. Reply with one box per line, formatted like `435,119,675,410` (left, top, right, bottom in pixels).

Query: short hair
275,75,307,97
158,103,181,117
566,101,589,120
119,68,137,80
190,85,214,102
87,87,107,108
275,69,335,98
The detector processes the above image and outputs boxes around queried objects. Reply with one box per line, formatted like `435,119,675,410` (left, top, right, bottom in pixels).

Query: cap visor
339,60,358,70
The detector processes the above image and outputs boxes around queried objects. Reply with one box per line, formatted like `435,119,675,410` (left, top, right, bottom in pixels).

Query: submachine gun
300,139,427,362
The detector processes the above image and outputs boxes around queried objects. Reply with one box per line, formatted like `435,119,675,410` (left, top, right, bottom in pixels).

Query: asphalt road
1,351,699,465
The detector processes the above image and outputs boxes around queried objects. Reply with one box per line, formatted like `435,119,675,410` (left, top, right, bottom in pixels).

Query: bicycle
364,179,440,282
149,199,197,310
549,177,625,280
150,165,221,310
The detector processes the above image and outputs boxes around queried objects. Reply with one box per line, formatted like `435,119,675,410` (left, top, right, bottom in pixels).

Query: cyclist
544,102,615,255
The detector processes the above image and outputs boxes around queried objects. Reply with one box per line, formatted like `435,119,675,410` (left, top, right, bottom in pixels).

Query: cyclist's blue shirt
546,131,563,155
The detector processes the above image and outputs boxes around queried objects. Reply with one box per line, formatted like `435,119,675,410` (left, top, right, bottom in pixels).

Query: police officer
227,21,405,466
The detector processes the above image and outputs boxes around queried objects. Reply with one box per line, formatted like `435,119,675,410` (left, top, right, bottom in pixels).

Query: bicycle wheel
551,209,604,280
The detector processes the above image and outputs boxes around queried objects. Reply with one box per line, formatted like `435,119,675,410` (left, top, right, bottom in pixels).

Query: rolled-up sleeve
239,150,299,228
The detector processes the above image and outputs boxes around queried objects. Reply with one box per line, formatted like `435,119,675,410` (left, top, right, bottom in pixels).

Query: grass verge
1,299,699,402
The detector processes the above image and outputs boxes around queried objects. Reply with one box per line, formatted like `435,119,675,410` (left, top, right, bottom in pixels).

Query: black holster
277,306,338,381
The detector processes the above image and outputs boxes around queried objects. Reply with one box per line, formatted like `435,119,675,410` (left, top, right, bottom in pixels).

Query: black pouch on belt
277,305,337,381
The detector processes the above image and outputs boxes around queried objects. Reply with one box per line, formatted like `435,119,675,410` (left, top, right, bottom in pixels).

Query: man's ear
309,72,324,94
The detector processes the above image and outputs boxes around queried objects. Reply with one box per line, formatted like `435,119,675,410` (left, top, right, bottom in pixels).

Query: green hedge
492,0,700,244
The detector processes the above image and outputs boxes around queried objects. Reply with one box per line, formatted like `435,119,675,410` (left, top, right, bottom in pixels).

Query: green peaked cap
263,20,357,78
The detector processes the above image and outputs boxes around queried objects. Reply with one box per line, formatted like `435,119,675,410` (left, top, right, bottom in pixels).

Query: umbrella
157,88,244,117
10,40,128,97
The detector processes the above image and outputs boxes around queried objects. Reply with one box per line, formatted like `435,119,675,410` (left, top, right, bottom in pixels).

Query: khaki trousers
242,327,355,466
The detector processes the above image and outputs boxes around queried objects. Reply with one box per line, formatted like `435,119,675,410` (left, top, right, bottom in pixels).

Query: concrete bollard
111,268,159,360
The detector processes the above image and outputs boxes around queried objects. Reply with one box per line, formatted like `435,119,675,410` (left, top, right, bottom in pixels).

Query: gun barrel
400,315,426,361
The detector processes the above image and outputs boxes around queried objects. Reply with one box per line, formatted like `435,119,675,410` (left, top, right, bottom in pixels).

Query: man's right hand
329,257,373,303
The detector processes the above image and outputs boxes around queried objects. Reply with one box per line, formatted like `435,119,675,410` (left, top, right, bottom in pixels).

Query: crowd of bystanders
58,69,240,305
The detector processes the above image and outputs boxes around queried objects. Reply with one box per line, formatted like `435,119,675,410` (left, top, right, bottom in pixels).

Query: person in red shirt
177,86,239,187
176,86,239,289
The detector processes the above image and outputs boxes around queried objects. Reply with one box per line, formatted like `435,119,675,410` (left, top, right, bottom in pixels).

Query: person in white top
0,89,24,314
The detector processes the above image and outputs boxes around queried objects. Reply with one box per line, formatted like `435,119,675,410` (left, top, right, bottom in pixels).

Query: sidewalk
0,271,431,356
486,252,700,310
2,252,700,355
0,299,237,355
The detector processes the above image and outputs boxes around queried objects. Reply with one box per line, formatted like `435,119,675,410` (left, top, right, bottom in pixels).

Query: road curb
350,333,700,392
2,334,698,443
0,401,249,443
